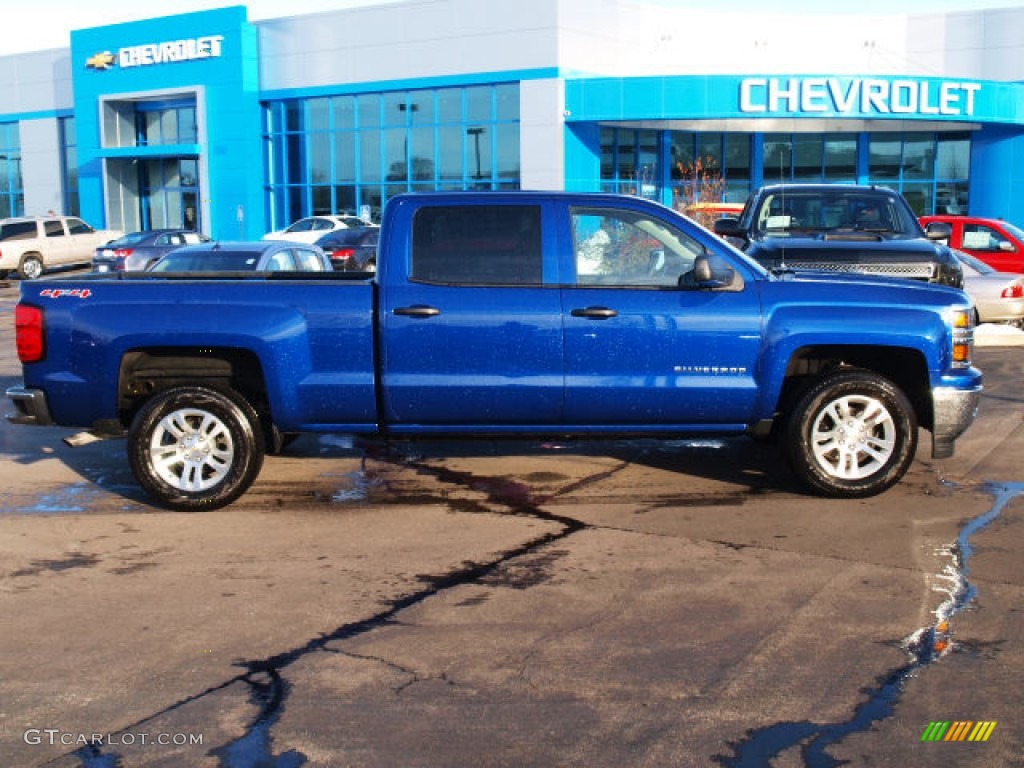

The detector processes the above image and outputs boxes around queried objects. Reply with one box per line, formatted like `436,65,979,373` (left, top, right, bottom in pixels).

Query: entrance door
139,158,200,231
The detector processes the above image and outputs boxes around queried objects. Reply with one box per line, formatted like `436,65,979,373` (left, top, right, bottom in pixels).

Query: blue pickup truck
6,191,982,510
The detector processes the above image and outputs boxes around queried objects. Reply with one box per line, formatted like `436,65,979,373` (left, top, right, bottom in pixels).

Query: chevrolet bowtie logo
85,51,116,70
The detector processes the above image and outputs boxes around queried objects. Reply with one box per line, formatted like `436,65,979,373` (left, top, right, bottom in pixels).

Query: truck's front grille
785,262,936,280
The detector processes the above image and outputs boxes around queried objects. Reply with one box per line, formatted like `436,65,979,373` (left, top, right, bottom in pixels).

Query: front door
561,205,763,428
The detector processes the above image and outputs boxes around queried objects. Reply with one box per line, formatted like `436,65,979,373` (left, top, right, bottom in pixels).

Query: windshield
1002,220,1024,242
753,190,920,237
955,250,996,275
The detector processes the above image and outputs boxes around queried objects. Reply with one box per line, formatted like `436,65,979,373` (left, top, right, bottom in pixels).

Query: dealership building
1,0,1023,238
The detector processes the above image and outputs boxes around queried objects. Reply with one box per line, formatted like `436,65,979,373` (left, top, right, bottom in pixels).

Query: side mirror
924,221,953,241
713,217,745,239
999,240,1016,252
687,254,737,290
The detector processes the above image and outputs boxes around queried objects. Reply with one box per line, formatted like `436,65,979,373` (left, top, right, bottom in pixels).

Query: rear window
151,250,265,271
411,205,542,285
109,233,150,247
0,221,38,241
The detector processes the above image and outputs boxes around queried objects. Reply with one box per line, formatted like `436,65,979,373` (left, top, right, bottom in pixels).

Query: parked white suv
0,215,124,280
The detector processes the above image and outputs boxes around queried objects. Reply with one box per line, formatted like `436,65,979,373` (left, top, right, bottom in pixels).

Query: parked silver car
93,229,211,272
954,249,1024,327
147,240,332,272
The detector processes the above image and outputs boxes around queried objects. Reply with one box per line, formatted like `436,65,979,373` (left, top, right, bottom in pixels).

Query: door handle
571,306,618,319
393,305,441,318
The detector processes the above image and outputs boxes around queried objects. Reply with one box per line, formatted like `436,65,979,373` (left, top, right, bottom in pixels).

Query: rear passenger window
44,220,66,237
294,248,326,271
411,205,542,285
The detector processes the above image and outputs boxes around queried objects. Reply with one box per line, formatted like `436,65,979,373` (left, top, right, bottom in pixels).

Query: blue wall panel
70,6,264,237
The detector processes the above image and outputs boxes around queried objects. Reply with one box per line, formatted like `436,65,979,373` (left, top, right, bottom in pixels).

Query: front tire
128,386,265,511
784,370,917,498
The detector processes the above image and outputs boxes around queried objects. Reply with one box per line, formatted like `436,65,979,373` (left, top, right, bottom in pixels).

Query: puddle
329,469,384,502
69,457,595,767
714,481,1023,767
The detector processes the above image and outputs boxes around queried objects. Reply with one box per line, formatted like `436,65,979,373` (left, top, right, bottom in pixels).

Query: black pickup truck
714,184,963,288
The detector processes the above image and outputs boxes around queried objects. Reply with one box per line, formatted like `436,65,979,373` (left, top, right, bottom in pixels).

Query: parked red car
919,215,1024,273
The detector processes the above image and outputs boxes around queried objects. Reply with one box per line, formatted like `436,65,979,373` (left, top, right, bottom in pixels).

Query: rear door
42,218,72,267
380,200,565,429
559,203,764,428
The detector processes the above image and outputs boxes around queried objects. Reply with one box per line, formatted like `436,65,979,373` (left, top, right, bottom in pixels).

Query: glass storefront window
670,131,694,180
793,134,823,181
309,132,330,184
824,138,856,180
902,134,934,180
869,133,902,179
264,83,519,228
936,132,970,180
869,132,968,214
307,98,330,131
333,98,355,131
724,134,750,189
762,134,792,182
901,182,933,215
357,94,381,128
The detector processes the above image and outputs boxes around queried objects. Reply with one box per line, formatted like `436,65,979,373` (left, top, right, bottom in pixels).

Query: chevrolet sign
85,35,225,71
739,77,981,118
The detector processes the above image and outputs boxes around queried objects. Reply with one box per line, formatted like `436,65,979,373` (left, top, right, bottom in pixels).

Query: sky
1,0,1019,57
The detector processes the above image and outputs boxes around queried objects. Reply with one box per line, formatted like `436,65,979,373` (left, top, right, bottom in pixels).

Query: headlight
949,307,974,368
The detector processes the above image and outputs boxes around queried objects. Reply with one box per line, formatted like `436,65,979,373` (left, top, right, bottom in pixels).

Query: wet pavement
0,278,1022,767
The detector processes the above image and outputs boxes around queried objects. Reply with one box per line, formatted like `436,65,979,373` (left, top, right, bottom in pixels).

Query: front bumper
931,384,983,458
5,386,54,426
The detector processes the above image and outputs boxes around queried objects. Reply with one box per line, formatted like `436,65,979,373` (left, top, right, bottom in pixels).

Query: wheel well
118,348,270,427
780,345,933,429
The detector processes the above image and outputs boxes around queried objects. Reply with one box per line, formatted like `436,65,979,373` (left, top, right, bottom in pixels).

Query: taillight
1001,282,1024,299
14,304,45,363
329,248,355,260
113,248,133,271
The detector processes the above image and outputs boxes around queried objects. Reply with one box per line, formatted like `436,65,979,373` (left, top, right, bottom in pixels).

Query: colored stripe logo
921,721,997,742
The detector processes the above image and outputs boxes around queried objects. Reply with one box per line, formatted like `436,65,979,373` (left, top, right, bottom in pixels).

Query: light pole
399,102,419,185
466,127,485,183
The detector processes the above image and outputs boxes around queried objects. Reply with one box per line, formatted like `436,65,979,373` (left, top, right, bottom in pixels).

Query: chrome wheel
19,255,43,280
148,407,236,492
785,370,916,498
810,394,896,480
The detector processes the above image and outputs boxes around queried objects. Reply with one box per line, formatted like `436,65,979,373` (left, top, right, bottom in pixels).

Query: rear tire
128,386,265,511
18,254,44,280
784,370,917,498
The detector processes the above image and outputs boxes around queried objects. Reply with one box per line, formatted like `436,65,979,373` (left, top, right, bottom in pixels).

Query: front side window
410,205,541,285
962,224,1015,252
571,206,705,287
66,218,92,235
